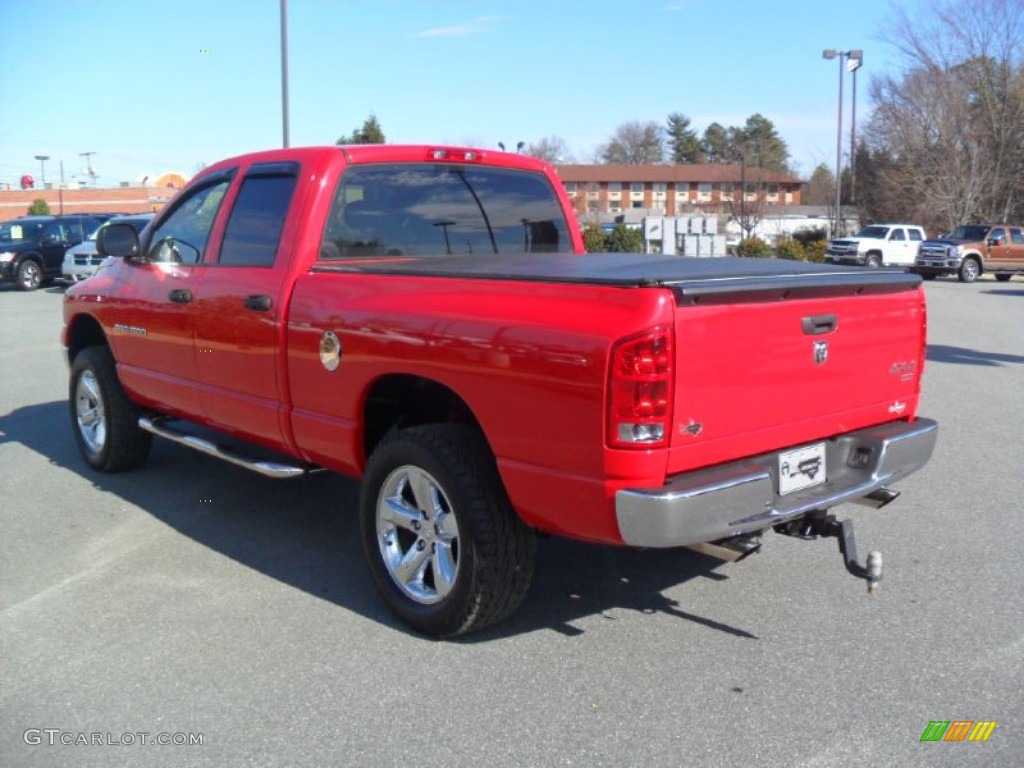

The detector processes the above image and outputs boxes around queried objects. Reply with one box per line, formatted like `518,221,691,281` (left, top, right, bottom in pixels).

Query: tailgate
666,277,925,474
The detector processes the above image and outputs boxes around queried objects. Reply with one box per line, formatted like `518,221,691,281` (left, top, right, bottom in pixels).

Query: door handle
244,294,272,312
168,288,192,304
802,314,837,335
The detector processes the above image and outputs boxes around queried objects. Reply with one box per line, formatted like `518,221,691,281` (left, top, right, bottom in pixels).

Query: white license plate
778,443,827,496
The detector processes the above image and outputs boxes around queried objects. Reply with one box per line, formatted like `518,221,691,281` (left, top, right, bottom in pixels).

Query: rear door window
321,163,570,259
218,166,298,267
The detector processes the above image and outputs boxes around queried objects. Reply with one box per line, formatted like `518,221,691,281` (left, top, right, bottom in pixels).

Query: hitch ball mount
774,512,882,594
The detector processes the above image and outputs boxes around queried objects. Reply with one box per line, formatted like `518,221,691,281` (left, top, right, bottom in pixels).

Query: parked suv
0,214,109,290
61,213,155,285
914,224,1024,282
825,224,927,267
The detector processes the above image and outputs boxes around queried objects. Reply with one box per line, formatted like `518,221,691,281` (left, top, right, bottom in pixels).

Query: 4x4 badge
814,341,828,366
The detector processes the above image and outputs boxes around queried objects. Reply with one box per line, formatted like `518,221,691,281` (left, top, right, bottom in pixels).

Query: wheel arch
362,373,488,465
65,313,110,365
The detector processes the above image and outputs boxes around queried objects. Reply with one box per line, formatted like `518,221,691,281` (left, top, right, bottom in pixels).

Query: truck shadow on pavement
926,344,1024,367
1,400,756,642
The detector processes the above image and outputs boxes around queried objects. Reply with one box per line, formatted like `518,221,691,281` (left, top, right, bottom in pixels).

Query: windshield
321,163,571,259
947,225,990,241
854,226,890,239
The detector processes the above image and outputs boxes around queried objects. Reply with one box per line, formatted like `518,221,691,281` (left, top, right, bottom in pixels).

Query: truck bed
313,252,922,302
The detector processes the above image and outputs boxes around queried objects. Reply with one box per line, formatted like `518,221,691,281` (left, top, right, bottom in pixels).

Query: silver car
61,213,154,284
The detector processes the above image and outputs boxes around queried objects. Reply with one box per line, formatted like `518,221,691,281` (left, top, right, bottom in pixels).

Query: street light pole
822,50,844,237
848,51,863,205
280,0,290,148
34,154,49,188
822,49,863,237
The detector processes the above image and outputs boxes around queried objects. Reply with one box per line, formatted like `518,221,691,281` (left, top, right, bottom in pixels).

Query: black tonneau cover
312,253,921,304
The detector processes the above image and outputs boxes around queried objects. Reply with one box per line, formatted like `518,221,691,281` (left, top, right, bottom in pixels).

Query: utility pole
80,151,97,185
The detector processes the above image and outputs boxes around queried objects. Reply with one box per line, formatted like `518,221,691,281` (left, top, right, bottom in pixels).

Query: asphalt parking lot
1,276,1021,767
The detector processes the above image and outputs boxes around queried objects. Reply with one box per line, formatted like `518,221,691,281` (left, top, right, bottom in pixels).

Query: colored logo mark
920,721,997,742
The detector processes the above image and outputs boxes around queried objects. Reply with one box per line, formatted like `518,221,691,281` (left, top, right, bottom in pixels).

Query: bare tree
526,136,574,163
866,0,1024,230
805,163,835,206
599,121,664,164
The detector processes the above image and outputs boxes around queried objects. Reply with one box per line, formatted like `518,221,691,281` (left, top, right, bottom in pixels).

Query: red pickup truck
63,145,938,637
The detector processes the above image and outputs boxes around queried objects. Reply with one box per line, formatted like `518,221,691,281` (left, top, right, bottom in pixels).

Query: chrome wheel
75,369,106,457
376,465,461,604
17,260,42,290
959,257,980,283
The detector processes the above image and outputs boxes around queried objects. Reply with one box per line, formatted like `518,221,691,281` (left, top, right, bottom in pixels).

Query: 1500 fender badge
319,331,341,371
113,323,147,337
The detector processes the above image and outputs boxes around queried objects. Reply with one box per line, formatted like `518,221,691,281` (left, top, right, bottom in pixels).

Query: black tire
359,424,536,637
994,274,1012,282
865,253,882,267
15,259,43,291
958,257,981,283
69,346,152,472
920,273,937,280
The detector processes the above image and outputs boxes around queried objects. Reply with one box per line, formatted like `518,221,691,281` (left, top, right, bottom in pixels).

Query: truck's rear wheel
958,257,981,283
69,346,152,471
360,424,536,637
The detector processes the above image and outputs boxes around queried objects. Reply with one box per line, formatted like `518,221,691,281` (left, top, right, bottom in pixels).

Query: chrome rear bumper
615,418,938,547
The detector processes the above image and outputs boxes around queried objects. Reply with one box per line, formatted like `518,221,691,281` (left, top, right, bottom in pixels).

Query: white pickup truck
825,224,927,267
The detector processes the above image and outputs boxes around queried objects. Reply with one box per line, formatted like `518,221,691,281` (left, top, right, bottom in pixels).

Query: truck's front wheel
958,257,981,283
69,346,152,472
360,424,536,637
16,259,43,290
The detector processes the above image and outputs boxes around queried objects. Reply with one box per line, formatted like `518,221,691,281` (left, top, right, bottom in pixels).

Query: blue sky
0,0,917,188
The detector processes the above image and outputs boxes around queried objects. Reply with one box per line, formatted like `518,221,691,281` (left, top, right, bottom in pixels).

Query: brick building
554,163,804,217
0,177,186,219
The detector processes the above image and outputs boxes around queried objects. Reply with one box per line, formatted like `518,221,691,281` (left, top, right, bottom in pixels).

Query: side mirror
97,223,141,259
987,237,1002,246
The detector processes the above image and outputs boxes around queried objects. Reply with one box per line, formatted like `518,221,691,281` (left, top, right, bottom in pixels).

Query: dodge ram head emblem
813,341,828,366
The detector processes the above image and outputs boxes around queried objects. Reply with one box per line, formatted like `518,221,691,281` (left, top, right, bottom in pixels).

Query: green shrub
803,239,828,263
737,236,771,258
27,198,50,215
582,222,606,253
774,237,805,261
605,224,644,253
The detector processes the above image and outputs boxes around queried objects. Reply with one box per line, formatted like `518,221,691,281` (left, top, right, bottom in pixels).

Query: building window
697,182,712,201
564,182,577,194
632,200,644,209
586,182,599,199
721,182,734,200
653,182,667,198
630,183,645,194
609,201,622,213
608,182,621,192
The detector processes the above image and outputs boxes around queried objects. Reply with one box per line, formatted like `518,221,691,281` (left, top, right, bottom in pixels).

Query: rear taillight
607,327,674,449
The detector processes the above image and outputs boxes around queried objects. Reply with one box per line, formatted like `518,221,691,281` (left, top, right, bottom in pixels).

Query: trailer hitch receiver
774,512,882,594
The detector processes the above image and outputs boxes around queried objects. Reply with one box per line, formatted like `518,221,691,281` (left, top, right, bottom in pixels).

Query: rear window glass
320,163,570,259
